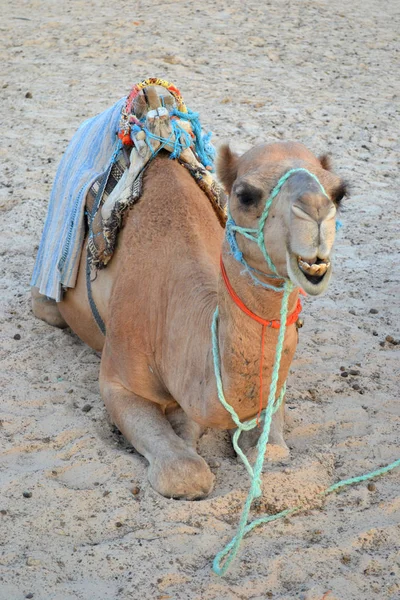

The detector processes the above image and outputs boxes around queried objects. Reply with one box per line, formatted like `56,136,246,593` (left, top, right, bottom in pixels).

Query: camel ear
217,144,239,193
319,153,331,171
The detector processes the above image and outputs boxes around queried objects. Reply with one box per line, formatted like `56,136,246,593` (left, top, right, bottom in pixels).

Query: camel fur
32,140,346,500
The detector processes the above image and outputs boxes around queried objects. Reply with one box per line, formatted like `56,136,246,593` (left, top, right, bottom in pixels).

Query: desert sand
0,0,399,598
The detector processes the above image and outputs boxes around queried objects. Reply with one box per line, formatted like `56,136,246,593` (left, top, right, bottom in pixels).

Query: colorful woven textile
32,79,226,299
31,98,125,301
86,80,226,269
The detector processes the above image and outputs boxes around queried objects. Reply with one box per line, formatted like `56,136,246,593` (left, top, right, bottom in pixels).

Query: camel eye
234,182,263,209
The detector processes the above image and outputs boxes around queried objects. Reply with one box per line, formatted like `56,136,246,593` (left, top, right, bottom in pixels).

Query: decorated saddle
31,78,226,302
85,78,226,270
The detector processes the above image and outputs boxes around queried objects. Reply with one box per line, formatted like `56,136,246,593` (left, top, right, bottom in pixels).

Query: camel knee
230,401,289,463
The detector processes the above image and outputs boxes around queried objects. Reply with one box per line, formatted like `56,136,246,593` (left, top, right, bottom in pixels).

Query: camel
32,135,346,500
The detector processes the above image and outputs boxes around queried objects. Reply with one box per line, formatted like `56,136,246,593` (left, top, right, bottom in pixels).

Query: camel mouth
287,252,332,296
298,256,330,281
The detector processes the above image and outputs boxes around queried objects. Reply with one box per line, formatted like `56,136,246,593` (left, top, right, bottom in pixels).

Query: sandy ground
1,0,399,598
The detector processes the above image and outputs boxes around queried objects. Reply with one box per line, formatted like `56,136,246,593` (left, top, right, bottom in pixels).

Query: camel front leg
165,405,205,449
100,372,214,500
230,396,289,463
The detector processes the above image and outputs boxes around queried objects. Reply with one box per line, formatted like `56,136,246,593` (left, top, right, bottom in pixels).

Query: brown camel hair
33,141,345,499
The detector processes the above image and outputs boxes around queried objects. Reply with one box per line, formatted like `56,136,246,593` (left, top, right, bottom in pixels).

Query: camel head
217,142,347,295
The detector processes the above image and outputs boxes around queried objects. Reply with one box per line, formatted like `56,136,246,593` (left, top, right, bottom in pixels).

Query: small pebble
26,594,34,599
349,309,356,315
372,331,378,336
103,490,111,497
13,333,21,340
23,491,32,498
340,371,348,377
115,521,123,528
341,554,351,564
0,509,7,515
379,341,385,347
349,369,360,376
82,404,92,413
340,366,346,371
369,308,378,314
25,91,32,99
359,390,365,395
367,483,376,492
131,486,140,495
352,383,360,391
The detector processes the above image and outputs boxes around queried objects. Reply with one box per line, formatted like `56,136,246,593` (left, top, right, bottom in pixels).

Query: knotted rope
212,168,400,575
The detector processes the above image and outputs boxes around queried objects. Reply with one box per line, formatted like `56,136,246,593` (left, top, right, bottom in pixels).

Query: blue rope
171,107,216,170
130,107,216,170
140,120,193,159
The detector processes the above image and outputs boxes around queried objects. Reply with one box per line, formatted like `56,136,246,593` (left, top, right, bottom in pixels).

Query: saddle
85,78,227,270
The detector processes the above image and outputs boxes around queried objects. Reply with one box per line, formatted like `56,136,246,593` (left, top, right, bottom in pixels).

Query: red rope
220,256,302,423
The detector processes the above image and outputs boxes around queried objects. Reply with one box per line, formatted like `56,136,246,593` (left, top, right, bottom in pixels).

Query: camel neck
218,248,299,323
203,245,299,426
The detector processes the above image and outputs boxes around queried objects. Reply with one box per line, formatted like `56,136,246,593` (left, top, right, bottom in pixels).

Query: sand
0,0,399,598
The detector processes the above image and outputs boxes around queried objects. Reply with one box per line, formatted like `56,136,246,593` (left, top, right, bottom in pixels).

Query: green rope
226,167,330,285
213,458,400,575
212,281,293,574
212,167,400,576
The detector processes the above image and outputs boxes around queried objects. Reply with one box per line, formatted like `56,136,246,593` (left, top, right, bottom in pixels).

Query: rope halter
212,167,330,575
225,167,331,291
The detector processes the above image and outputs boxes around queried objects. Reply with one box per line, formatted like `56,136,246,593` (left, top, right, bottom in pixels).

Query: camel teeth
316,263,328,275
298,259,310,269
308,264,320,275
297,256,330,277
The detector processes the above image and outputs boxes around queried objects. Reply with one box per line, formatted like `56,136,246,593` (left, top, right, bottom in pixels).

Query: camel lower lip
302,270,327,284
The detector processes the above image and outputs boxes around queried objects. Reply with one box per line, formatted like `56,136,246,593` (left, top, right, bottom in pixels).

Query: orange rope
220,256,302,423
258,324,267,424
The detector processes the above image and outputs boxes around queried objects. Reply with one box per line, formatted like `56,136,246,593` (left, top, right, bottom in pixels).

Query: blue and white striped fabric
31,98,125,301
